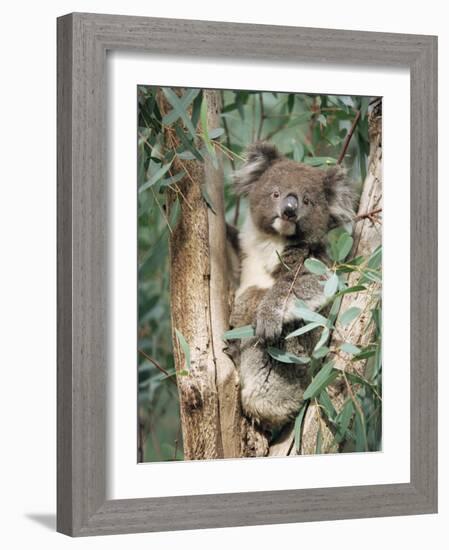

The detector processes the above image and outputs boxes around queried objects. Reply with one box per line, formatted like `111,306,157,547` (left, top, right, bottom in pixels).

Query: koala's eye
303,197,310,205
272,190,280,199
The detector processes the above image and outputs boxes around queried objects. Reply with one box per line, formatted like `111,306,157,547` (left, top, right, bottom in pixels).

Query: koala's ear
323,165,355,226
234,142,280,195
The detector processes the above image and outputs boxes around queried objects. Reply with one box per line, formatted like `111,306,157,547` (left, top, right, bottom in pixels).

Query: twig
138,349,177,385
354,207,382,224
281,259,305,319
337,109,361,164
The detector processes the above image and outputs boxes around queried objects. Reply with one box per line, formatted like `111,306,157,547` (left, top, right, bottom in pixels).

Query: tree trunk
270,103,383,457
165,90,255,459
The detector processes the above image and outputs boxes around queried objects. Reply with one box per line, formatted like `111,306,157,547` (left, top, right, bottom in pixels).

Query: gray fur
230,142,355,430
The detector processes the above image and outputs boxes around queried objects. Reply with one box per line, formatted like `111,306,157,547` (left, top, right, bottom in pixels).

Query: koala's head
234,142,354,244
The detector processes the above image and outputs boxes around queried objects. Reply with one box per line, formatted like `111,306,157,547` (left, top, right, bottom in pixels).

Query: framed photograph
57,13,437,536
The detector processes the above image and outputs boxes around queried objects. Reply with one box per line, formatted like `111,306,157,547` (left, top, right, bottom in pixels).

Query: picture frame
57,12,438,536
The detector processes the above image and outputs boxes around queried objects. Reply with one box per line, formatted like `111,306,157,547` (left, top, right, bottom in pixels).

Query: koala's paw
255,308,283,343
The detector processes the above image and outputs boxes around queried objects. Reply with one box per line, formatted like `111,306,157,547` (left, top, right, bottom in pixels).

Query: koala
228,142,354,431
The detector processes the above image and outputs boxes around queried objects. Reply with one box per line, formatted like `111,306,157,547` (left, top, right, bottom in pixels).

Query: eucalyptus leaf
201,186,217,214
223,325,255,340
267,347,310,365
303,361,337,400
294,402,309,453
324,273,339,297
314,326,330,352
340,307,361,326
162,88,198,138
294,306,328,326
304,258,328,275
340,342,361,355
312,346,330,359
285,322,321,340
336,232,353,261
162,88,200,125
139,160,174,193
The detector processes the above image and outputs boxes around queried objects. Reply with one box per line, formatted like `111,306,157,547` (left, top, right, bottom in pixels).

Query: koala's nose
281,194,298,220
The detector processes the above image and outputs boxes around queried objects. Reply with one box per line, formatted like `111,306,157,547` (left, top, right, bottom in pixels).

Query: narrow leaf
201,186,217,214
340,307,361,326
294,306,328,326
223,325,255,340
139,160,173,193
319,389,337,421
335,399,354,443
324,273,339,297
162,88,197,138
208,127,225,139
314,326,330,352
294,402,309,453
174,124,204,162
312,346,330,359
162,88,200,125
303,361,337,400
267,347,310,365
336,232,353,261
285,322,321,340
340,342,361,355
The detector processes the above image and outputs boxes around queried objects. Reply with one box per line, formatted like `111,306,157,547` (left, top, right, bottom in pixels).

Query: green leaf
317,114,327,127
223,325,255,340
267,347,310,365
319,390,337,421
177,150,196,160
340,307,361,326
208,127,225,139
303,361,337,400
162,88,198,138
367,245,382,270
174,123,204,162
285,322,321,340
174,328,190,371
336,232,353,261
201,186,217,214
304,258,328,275
159,170,186,188
340,343,361,355
162,88,200,125
139,160,174,193
335,400,354,443
200,96,219,169
190,90,203,129
354,407,368,452
312,346,330,359
314,326,330,352
303,156,337,167
294,402,309,453
360,97,370,119
294,306,328,326
352,348,377,361
336,285,367,296
324,273,339,297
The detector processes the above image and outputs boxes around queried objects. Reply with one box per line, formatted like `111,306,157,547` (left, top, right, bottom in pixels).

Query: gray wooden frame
57,12,438,537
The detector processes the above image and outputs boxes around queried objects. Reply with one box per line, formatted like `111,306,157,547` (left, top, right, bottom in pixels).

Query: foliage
137,86,378,461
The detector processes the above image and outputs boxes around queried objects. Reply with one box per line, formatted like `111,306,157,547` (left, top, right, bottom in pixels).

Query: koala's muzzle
281,194,298,220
